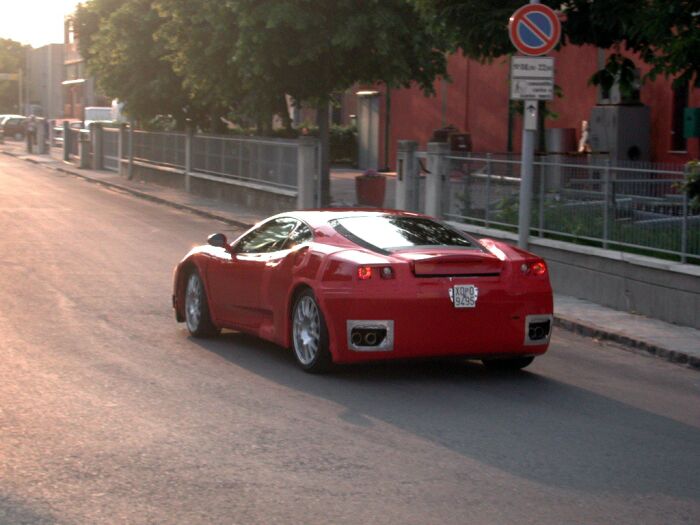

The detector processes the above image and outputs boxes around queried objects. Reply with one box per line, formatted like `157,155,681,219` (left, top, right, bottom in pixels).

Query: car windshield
330,215,475,252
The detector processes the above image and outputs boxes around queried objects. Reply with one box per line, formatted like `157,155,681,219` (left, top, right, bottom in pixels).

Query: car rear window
330,215,475,252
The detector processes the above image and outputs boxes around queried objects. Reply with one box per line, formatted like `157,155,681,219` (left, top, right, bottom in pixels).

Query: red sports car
172,210,553,373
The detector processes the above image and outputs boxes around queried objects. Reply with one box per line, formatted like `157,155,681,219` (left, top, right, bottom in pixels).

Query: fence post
425,142,450,218
127,122,134,180
485,153,492,227
185,127,193,193
118,124,126,176
36,118,47,154
48,122,55,154
395,140,418,212
79,131,91,169
538,158,545,237
91,123,103,170
602,159,611,249
681,164,689,264
63,121,70,161
297,136,318,209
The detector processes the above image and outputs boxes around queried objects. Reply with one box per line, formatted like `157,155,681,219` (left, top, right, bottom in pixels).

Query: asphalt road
1,154,699,525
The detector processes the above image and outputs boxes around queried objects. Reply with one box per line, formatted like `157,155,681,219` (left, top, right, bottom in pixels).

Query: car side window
286,223,313,249
235,218,299,254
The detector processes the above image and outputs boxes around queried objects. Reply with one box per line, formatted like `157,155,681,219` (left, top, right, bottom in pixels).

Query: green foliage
413,0,700,87
0,38,25,114
75,0,212,129
156,0,447,125
681,160,700,210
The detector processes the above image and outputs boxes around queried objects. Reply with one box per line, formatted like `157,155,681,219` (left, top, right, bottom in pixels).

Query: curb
3,148,698,371
553,316,700,370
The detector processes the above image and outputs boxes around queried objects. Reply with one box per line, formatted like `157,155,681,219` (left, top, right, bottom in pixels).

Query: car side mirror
207,233,229,250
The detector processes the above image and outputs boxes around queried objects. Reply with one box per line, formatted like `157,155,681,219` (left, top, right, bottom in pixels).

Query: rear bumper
319,285,552,364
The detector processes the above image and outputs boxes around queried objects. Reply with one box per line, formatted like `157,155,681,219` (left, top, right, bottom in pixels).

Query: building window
671,81,689,152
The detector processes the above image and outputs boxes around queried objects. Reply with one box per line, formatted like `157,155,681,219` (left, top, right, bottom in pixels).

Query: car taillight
357,266,373,280
357,266,394,280
521,261,547,276
531,261,546,276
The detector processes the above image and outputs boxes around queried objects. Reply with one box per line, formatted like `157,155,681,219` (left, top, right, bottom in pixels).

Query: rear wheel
184,271,219,338
291,290,332,373
482,356,534,371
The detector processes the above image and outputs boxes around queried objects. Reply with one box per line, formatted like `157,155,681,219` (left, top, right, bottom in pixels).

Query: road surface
1,154,699,524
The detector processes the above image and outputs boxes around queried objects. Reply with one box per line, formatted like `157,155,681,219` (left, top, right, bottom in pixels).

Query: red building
362,45,699,170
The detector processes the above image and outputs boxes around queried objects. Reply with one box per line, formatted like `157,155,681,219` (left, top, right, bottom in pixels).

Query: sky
0,0,81,48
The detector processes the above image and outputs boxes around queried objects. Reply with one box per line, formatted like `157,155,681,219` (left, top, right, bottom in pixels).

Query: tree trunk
317,101,331,206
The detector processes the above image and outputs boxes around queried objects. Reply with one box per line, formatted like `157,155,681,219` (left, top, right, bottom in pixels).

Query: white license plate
451,284,479,308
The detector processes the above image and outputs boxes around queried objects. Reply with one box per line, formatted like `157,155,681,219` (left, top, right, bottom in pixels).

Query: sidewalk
3,141,699,370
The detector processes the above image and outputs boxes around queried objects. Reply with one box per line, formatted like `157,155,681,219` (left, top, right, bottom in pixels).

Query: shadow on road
0,493,57,525
188,331,700,502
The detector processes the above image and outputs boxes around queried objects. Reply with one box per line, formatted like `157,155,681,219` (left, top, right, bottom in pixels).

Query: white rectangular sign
510,56,554,100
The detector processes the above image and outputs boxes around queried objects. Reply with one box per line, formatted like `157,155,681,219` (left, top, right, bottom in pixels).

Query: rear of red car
314,214,552,364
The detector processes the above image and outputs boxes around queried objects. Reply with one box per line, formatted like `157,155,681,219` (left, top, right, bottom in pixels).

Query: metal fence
131,130,186,168
102,128,120,172
192,135,299,190
443,153,698,263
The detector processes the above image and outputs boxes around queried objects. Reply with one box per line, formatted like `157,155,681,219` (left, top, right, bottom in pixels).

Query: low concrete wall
123,160,297,216
449,222,700,330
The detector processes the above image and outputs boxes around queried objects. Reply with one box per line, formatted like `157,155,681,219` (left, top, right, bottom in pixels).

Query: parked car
0,115,27,140
172,210,554,373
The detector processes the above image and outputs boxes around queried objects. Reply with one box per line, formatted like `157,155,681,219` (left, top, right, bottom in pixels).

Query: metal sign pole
513,0,547,250
518,100,538,248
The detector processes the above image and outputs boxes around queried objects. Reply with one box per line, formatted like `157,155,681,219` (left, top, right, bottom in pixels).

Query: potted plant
355,169,386,207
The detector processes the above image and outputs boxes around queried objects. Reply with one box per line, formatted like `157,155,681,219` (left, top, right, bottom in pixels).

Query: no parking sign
509,4,561,56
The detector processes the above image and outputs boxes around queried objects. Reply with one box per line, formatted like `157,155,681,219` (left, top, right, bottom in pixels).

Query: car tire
184,270,219,338
482,356,534,371
291,290,332,373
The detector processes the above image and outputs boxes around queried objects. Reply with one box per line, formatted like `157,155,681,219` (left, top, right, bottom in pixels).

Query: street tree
413,0,700,88
75,0,210,128
158,0,447,205
0,38,25,114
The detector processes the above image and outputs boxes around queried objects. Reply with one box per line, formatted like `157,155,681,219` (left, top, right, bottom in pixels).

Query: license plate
450,284,479,308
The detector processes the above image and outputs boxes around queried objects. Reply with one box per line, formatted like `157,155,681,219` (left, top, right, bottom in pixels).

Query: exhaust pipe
347,321,394,352
530,326,545,340
524,315,553,345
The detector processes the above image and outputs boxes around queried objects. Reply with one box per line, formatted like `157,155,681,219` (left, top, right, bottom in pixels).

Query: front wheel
184,271,219,338
482,356,534,371
291,290,332,373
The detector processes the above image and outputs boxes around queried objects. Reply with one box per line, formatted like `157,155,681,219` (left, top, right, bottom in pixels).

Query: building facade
24,44,64,119
358,45,699,170
62,16,109,120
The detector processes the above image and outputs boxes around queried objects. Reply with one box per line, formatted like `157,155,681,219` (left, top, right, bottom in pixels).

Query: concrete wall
449,222,700,330
126,160,297,216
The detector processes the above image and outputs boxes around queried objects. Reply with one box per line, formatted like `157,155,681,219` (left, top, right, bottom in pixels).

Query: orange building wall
379,45,699,170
